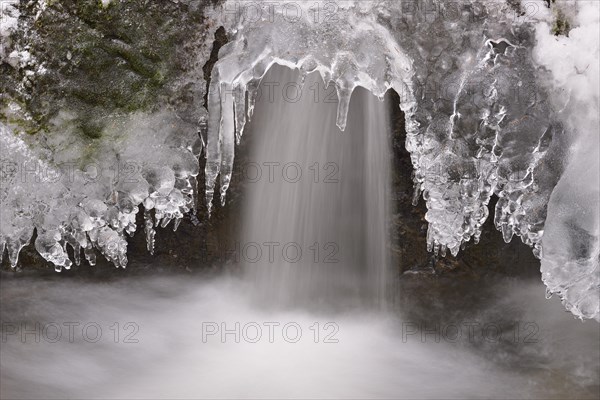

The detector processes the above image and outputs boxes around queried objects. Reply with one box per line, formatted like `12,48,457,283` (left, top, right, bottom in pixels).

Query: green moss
541,0,571,37
79,118,104,139
4,0,209,141
552,16,571,37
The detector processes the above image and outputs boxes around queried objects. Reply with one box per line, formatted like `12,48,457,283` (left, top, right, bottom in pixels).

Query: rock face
1,1,214,135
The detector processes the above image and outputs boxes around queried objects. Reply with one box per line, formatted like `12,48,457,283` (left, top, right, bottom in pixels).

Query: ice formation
204,0,598,319
0,1,598,320
206,0,559,256
0,112,201,271
534,1,600,321
203,1,415,214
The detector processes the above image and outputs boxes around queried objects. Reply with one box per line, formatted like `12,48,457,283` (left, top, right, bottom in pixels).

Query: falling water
1,64,599,400
242,65,392,308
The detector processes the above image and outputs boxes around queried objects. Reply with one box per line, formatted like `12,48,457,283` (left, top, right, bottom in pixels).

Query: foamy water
1,274,598,399
1,65,598,400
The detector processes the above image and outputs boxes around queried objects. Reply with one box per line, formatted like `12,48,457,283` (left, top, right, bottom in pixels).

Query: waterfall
241,65,393,308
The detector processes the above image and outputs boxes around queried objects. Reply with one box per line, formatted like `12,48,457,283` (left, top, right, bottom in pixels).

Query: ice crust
0,1,598,320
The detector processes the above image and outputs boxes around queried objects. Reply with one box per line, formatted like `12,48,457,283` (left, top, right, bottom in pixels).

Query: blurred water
0,65,598,399
242,65,391,308
0,274,598,399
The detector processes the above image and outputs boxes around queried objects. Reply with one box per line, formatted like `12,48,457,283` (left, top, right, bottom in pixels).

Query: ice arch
206,1,557,257
204,2,416,214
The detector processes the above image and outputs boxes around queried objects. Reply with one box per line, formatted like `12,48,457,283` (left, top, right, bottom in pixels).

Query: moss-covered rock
1,0,212,138
551,10,571,37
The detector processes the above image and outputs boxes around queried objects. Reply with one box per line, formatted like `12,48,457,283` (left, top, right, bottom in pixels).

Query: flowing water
242,66,391,308
1,274,598,399
0,65,598,399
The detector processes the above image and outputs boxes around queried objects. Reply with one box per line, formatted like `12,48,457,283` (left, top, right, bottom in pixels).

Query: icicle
411,182,422,206
189,176,198,215
5,230,33,269
7,241,21,268
126,223,136,236
118,242,127,268
247,81,259,119
84,246,96,266
426,227,434,253
73,242,81,266
160,216,172,228
144,210,156,255
501,224,513,243
63,243,72,270
219,82,236,207
205,71,223,217
335,85,354,131
0,239,5,264
233,82,247,144
198,117,208,159
34,232,73,269
533,243,542,259
450,244,460,257
440,244,447,257
173,217,182,232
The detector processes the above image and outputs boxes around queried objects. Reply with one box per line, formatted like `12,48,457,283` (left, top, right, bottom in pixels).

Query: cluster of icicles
0,111,201,271
204,1,416,215
205,0,554,259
